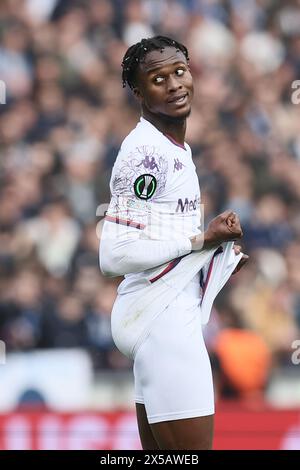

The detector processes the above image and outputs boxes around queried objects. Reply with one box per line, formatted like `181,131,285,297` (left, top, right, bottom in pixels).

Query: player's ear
133,87,143,103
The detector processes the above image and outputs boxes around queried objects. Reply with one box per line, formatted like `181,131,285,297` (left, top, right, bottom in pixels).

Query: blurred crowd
0,0,300,399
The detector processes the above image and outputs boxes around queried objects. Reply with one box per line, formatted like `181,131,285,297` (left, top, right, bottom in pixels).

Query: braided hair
121,35,189,90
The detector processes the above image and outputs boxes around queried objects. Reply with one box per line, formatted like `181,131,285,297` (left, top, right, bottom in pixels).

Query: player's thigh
150,414,214,450
134,295,214,430
136,403,160,450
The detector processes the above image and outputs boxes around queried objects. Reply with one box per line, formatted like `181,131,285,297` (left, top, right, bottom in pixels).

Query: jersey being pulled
100,118,244,358
102,117,202,293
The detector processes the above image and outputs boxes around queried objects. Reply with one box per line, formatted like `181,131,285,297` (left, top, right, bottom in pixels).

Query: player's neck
142,110,186,145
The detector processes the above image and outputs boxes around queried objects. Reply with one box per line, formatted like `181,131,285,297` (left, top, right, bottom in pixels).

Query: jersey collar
140,117,187,151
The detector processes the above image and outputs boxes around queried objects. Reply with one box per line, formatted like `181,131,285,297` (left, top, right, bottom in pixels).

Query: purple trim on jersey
164,133,187,151
200,246,223,304
105,215,146,230
149,256,184,283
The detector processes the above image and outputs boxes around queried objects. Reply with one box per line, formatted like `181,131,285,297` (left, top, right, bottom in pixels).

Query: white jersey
99,117,243,361
101,117,201,293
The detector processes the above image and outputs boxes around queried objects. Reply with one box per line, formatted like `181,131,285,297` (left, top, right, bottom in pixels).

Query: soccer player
99,36,248,450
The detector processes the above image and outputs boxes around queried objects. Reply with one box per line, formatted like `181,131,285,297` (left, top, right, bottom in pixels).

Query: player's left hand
232,244,249,275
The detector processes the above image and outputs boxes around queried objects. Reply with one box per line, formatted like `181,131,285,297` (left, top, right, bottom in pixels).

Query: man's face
134,47,193,120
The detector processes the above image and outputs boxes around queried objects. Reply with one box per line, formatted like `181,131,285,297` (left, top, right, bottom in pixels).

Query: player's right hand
190,210,243,251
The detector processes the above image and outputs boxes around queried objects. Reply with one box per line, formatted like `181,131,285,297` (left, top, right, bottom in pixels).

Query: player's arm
99,210,243,277
99,144,196,277
190,210,243,251
99,221,192,277
191,210,249,274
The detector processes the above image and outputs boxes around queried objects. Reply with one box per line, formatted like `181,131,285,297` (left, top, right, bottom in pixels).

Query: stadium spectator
0,0,299,387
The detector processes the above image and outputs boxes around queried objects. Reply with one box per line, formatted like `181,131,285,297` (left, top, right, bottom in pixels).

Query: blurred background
0,0,300,450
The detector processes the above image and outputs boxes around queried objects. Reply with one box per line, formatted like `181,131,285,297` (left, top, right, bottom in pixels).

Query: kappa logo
134,174,157,200
137,155,159,171
173,158,185,172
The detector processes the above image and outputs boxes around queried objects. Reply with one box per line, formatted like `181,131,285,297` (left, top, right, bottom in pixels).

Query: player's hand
190,210,243,251
204,210,243,247
232,244,249,274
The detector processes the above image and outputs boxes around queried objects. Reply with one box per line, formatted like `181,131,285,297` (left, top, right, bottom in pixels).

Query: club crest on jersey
134,174,157,200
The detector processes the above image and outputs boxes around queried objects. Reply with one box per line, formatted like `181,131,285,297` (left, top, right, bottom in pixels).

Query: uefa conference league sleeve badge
113,147,167,200
134,174,157,200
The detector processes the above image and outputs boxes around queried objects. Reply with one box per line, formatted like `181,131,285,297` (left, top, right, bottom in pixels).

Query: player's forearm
189,230,218,251
99,236,192,277
190,211,243,251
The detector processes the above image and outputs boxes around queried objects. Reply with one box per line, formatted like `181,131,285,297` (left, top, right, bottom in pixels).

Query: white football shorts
133,277,215,424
